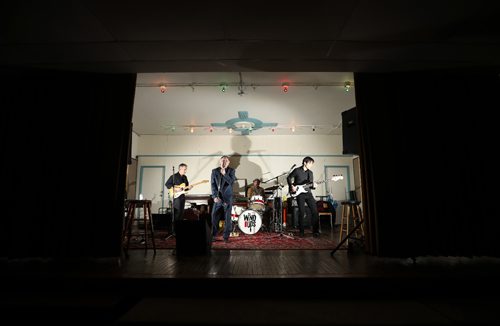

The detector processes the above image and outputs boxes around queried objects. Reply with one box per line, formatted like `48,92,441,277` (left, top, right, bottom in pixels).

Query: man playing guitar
165,163,192,231
287,156,320,238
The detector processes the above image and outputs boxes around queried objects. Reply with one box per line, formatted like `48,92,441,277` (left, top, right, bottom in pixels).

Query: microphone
290,164,296,170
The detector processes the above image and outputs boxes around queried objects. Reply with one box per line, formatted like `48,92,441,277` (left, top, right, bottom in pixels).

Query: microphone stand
262,172,287,186
164,166,176,243
267,166,296,240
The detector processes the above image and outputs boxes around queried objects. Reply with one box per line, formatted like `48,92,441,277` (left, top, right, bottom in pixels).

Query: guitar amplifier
152,210,172,230
175,217,212,256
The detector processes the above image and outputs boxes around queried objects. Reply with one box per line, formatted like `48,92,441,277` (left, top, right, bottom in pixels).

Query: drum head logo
238,210,262,235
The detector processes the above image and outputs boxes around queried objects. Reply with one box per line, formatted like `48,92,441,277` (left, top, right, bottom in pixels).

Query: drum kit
230,183,291,238
231,195,265,235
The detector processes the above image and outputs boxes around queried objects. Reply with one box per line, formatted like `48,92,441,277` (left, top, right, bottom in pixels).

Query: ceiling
133,72,354,135
3,1,499,135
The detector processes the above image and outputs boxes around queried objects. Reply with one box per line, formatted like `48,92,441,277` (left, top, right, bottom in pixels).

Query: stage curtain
2,67,136,258
354,70,500,258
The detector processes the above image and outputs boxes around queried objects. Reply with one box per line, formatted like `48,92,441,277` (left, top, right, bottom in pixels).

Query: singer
286,156,320,238
210,155,236,242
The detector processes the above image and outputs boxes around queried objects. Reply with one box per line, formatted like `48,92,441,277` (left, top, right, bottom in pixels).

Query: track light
159,84,167,93
190,127,194,133
282,82,289,93
344,81,351,92
219,83,227,92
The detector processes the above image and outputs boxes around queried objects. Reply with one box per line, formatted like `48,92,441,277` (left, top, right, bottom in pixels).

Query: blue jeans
211,202,232,239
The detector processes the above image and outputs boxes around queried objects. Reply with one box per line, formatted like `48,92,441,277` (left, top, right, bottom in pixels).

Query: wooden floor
6,227,500,325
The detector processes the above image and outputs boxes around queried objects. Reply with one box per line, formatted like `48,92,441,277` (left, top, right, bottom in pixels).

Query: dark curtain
355,70,500,258
3,67,136,258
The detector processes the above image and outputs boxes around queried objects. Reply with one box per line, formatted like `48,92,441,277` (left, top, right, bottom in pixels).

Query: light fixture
171,126,176,132
282,82,289,93
312,126,316,132
229,128,233,134
190,127,194,133
159,84,167,93
291,126,296,132
219,83,227,92
211,111,277,135
209,127,214,132
344,81,351,92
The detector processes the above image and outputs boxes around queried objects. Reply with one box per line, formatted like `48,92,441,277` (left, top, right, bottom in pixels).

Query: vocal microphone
290,164,296,169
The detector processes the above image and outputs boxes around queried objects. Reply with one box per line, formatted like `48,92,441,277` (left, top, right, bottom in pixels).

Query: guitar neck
299,180,326,187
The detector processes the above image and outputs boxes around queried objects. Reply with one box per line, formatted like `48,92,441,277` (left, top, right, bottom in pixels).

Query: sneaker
313,232,320,238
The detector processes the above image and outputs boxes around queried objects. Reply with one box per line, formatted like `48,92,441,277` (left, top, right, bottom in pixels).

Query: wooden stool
122,199,156,254
339,201,364,246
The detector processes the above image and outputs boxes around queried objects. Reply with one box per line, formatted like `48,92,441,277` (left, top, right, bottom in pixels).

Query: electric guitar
289,175,344,197
169,180,209,199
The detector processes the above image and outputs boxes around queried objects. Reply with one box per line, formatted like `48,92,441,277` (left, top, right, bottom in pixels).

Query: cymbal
265,185,282,191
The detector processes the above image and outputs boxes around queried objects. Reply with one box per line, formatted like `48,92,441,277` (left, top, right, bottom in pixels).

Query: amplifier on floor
175,217,211,256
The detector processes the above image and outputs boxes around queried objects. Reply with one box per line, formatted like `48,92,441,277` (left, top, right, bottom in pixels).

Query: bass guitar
169,180,209,199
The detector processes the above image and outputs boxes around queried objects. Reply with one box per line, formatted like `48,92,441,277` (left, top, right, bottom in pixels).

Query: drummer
247,178,266,198
247,178,272,229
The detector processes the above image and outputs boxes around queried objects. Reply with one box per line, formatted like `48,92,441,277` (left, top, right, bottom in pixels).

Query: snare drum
238,209,262,235
249,195,265,211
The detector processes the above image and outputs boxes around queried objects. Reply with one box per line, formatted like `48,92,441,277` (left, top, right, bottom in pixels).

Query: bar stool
122,199,156,254
339,201,364,246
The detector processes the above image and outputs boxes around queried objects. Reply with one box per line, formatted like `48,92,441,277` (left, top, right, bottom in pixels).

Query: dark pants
211,201,232,240
172,196,185,232
296,192,319,233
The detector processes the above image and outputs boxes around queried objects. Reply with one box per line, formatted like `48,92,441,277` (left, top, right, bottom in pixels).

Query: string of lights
136,81,353,94
160,123,341,134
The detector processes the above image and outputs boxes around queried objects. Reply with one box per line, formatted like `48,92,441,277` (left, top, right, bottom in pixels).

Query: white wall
131,131,140,159
133,134,355,203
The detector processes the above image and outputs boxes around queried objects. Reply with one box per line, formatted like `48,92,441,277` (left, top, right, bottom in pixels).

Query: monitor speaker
342,107,360,155
175,218,211,256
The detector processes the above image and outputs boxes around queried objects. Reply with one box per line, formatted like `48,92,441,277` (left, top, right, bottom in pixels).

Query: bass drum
238,209,262,235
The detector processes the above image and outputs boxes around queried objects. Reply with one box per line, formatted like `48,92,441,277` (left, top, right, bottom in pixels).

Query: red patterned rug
126,230,337,250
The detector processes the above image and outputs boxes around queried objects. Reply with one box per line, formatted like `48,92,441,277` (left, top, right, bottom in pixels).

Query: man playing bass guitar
287,156,320,238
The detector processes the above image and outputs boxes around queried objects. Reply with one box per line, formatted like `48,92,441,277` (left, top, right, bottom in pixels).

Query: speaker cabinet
175,218,211,256
152,212,171,230
342,107,360,155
